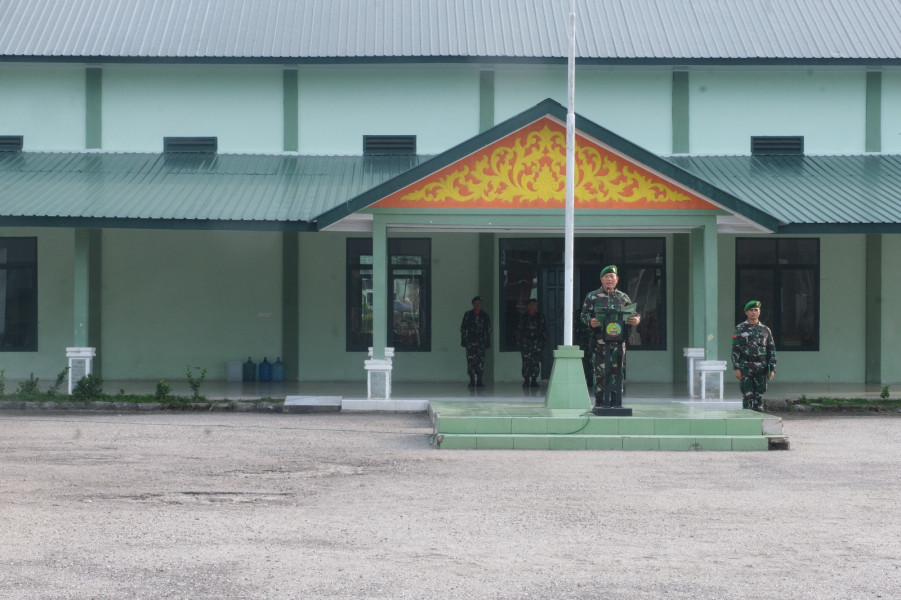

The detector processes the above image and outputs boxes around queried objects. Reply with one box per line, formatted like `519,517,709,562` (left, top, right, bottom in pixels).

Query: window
0,238,38,351
735,238,819,350
499,237,666,351
347,238,430,352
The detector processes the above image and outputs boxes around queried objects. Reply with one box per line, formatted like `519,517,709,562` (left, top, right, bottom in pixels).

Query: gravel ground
0,411,899,600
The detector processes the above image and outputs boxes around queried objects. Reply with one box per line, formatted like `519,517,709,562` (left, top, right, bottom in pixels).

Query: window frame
346,238,431,353
735,237,820,352
498,237,667,352
0,237,38,352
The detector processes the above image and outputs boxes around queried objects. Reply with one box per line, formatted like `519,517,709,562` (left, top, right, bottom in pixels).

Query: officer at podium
579,265,640,408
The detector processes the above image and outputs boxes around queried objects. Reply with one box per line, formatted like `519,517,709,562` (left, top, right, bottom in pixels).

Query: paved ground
1,411,899,599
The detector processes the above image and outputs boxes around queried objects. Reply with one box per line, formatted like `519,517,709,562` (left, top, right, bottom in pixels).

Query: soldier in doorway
460,296,491,387
731,300,777,411
579,266,640,407
515,299,548,388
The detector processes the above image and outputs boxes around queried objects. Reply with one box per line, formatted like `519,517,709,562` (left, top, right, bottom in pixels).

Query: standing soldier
460,296,491,387
731,300,777,412
579,266,640,408
515,299,548,388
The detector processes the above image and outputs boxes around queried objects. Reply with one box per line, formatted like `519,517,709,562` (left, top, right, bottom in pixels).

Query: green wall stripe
86,68,102,149
866,71,882,153
865,234,881,382
282,232,299,380
672,71,689,154
479,70,495,133
283,69,299,152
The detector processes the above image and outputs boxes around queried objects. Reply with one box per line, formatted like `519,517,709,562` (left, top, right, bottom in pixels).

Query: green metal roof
0,152,422,230
3,0,901,65
669,155,901,233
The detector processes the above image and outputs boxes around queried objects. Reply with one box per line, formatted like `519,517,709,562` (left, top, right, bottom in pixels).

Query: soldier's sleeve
766,326,777,371
538,314,548,347
579,293,592,327
730,326,742,370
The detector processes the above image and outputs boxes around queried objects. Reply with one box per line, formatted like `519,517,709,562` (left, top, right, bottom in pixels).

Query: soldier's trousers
520,346,541,378
739,369,768,411
465,345,486,377
590,341,625,397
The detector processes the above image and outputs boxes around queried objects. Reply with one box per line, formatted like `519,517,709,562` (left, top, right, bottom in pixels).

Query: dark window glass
735,238,776,265
0,238,38,352
735,238,819,351
346,238,430,352
499,237,666,352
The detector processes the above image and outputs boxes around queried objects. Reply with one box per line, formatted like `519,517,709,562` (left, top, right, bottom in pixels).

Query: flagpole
563,0,576,346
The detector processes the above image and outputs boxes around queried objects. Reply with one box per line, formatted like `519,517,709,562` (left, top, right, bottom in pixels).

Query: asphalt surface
1,411,899,599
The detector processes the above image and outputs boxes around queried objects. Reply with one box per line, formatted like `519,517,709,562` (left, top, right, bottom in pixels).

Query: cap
600,265,618,278
744,300,761,311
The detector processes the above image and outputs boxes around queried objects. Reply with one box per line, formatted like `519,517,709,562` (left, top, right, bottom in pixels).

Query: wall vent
364,135,416,155
0,135,24,152
751,136,804,155
164,136,218,153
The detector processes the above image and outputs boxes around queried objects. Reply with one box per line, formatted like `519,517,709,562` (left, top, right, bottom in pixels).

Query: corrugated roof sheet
2,0,901,62
669,154,901,229
2,150,901,232
0,152,423,228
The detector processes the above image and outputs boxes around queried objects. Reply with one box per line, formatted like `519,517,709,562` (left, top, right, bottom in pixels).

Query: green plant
16,373,41,397
880,385,890,400
72,373,103,402
154,379,172,402
46,367,70,396
0,369,5,396
185,365,207,402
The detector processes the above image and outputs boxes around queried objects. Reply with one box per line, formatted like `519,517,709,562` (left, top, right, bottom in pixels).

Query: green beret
600,265,618,278
744,300,761,311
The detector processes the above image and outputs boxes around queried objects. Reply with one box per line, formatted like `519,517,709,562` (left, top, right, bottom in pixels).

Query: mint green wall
881,235,901,383
493,69,673,155
100,230,283,380
297,231,483,381
0,68,85,151
882,72,901,153
0,228,74,379
718,234,867,383
691,70,866,154
296,69,480,155
102,67,283,152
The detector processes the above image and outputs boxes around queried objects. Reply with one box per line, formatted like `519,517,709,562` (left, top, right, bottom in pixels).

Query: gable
371,117,718,211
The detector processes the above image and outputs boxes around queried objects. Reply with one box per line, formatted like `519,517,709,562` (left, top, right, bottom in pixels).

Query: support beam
702,220,719,358
865,234,882,383
371,217,388,359
282,232,300,381
866,71,882,153
73,230,102,369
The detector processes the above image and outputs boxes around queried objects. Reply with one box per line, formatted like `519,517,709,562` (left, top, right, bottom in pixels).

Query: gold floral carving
375,119,712,209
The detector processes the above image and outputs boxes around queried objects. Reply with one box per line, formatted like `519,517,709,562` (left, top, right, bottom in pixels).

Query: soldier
579,266,640,407
460,296,491,387
515,299,548,388
731,300,777,412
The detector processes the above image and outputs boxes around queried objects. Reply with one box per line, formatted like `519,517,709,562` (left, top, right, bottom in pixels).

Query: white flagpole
563,0,576,346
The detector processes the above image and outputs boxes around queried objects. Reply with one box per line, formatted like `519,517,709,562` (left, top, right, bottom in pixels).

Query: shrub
16,373,41,397
186,365,207,402
47,367,70,397
72,374,103,402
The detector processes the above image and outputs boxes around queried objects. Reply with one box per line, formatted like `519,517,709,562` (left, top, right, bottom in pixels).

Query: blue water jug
259,357,272,382
271,357,285,382
242,357,256,382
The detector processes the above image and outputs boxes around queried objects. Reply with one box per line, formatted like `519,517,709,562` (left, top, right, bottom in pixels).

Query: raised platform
429,401,788,451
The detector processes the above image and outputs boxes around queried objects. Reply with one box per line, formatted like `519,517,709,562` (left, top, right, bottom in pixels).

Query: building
0,0,899,388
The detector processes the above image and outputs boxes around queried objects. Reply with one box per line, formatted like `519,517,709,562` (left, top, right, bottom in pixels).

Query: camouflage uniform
460,309,491,383
731,320,777,411
515,310,548,383
579,287,634,403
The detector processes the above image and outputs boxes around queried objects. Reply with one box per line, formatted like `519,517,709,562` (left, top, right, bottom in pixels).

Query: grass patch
787,396,901,412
